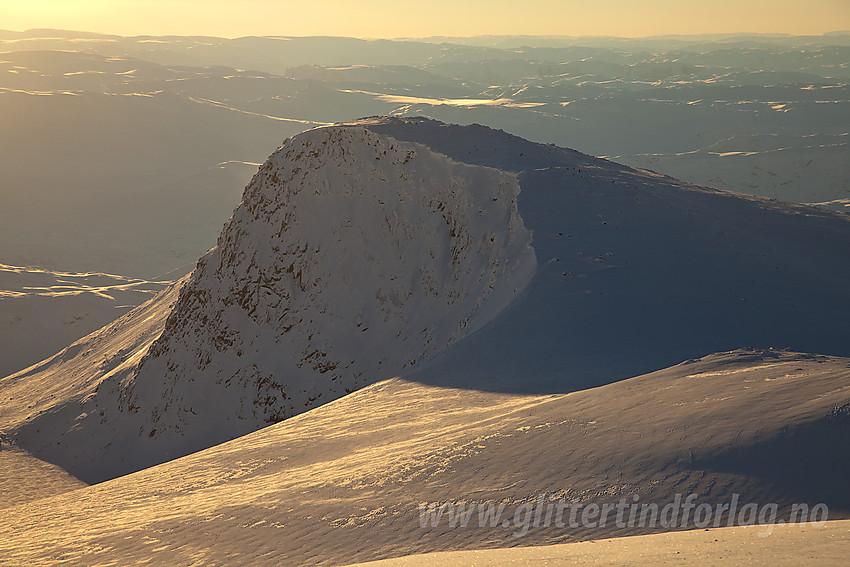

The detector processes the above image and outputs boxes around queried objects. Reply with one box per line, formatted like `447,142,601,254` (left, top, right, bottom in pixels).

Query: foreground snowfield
0,350,848,565
343,520,850,566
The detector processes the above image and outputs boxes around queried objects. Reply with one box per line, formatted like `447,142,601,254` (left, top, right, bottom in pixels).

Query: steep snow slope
3,116,850,483
0,350,847,566
0,264,169,377
0,277,184,438
0,448,87,509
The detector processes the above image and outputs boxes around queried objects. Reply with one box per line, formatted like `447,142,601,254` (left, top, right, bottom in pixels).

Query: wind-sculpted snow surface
18,123,535,481
2,350,849,566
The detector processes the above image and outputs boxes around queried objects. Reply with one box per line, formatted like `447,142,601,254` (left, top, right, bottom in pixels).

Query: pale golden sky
1,0,849,38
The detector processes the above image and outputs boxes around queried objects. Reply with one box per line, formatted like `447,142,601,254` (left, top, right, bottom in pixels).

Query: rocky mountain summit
4,117,850,483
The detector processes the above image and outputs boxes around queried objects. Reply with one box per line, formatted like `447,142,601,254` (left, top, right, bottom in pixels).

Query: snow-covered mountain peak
24,122,535,480
142,124,535,408
7,116,850,483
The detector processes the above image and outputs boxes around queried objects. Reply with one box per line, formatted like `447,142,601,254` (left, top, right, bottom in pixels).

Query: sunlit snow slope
1,350,848,566
341,520,850,567
3,116,850,484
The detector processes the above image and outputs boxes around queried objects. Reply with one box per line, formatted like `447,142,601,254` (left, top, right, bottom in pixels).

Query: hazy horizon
2,0,849,39
3,27,850,41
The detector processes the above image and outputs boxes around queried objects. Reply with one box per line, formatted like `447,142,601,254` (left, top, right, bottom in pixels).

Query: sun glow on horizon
1,0,849,39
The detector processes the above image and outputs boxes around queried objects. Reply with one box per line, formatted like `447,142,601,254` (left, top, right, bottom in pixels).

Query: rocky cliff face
25,123,535,480
128,125,535,431
10,117,850,484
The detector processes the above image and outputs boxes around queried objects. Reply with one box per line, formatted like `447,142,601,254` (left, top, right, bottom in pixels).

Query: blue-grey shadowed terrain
360,118,850,394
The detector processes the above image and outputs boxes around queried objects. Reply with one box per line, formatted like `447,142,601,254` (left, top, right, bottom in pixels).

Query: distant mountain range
1,31,847,279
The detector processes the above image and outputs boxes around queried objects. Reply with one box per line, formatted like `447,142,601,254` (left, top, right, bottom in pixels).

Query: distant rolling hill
0,263,168,377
